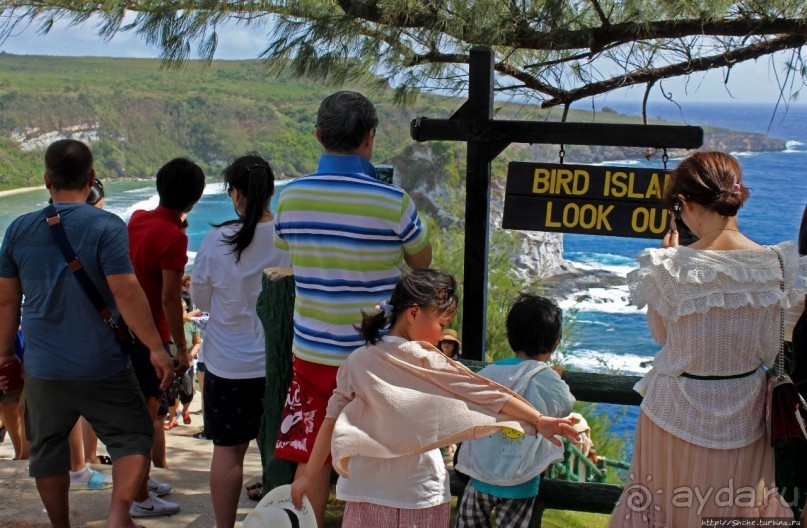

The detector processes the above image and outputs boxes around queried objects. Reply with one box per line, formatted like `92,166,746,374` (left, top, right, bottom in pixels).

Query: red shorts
274,356,339,464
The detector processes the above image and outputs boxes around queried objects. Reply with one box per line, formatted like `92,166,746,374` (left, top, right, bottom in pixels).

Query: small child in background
438,328,462,359
455,293,576,528
289,270,579,528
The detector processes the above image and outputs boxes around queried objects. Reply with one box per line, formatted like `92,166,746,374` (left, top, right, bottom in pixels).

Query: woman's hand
535,415,580,446
290,473,311,510
662,213,679,248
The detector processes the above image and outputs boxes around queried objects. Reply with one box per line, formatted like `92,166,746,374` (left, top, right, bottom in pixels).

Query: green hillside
0,53,691,191
0,53,782,191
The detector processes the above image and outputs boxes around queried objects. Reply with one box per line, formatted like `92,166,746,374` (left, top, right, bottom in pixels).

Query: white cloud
0,15,268,60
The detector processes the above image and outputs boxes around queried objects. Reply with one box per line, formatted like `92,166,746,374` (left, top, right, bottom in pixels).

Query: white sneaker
69,464,113,489
147,477,172,497
130,492,180,518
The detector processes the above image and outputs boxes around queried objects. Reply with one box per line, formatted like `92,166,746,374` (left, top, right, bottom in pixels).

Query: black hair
506,293,562,357
156,158,206,211
86,179,105,205
44,139,93,191
358,268,458,345
215,153,275,263
316,91,379,153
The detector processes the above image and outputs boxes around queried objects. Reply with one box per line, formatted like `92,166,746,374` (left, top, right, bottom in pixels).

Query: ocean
2,101,805,461
561,101,807,455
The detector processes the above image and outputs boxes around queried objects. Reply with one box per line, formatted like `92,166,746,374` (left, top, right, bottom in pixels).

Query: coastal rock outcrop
394,143,572,279
10,122,104,151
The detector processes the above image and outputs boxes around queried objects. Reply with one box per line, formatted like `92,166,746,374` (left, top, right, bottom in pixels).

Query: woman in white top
191,154,290,528
611,151,807,527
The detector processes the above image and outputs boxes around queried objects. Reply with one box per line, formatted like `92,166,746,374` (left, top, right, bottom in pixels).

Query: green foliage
426,141,530,362
2,0,803,109
0,54,453,189
541,509,611,527
573,402,630,485
0,53,718,192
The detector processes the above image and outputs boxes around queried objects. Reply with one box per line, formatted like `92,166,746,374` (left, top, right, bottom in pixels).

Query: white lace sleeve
628,242,807,321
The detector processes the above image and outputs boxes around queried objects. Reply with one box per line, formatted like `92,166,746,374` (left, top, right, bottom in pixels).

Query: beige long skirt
610,413,795,527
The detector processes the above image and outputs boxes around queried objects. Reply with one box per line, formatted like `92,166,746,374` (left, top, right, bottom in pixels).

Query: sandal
246,482,263,501
182,411,191,425
164,421,178,431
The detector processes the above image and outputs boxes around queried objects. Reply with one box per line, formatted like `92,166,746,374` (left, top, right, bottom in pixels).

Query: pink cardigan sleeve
325,361,354,419
431,357,513,412
388,341,515,412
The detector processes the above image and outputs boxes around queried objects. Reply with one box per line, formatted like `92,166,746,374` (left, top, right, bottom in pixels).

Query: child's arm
290,416,336,509
501,397,579,446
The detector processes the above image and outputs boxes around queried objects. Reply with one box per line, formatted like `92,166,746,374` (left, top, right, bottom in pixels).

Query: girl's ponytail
215,153,275,263
358,310,390,345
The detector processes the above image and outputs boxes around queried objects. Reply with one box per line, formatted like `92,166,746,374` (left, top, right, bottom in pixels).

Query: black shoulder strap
44,204,115,324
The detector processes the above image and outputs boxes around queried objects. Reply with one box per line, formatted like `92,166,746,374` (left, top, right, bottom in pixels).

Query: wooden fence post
256,267,296,491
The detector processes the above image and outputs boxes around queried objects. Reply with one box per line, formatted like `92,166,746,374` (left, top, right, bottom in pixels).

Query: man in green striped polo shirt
274,91,431,526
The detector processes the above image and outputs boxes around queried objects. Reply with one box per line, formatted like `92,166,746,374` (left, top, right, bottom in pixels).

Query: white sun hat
243,484,317,528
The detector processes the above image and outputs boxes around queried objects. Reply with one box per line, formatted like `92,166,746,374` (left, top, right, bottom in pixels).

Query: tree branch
588,0,609,26
332,1,807,53
540,33,807,107
494,59,567,99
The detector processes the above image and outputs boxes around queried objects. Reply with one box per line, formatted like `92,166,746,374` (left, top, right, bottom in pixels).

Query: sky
0,15,803,107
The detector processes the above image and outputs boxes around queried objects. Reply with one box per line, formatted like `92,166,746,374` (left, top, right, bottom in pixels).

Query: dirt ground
0,395,264,527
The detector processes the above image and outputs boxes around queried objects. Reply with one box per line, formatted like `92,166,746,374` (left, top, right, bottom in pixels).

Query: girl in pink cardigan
290,269,579,527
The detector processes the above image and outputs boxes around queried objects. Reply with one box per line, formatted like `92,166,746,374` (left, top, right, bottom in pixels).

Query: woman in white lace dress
610,151,807,527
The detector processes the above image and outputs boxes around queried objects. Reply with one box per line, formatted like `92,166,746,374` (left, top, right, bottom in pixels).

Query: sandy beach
0,185,46,198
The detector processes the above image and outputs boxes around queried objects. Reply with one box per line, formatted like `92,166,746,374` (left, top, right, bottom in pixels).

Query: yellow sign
503,162,672,238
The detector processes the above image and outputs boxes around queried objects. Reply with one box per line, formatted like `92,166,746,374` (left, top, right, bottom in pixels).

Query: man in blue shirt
0,139,173,528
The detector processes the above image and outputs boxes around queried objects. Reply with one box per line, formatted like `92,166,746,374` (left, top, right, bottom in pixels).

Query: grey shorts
24,366,154,478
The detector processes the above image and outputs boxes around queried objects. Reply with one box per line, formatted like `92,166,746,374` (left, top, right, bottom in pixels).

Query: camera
373,164,394,184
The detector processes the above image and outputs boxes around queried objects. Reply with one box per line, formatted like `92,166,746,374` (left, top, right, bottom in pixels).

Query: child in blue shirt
455,293,575,528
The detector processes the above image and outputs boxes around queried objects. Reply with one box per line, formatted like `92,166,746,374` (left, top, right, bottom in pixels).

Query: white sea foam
563,349,654,376
729,150,759,158
203,182,226,195
120,195,160,221
559,285,643,314
783,140,805,153
569,259,636,278
589,159,641,166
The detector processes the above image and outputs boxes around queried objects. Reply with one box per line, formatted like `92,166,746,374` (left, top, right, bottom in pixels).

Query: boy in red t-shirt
127,158,205,518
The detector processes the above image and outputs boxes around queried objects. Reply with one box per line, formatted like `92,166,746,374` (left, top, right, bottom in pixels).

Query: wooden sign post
410,46,703,360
